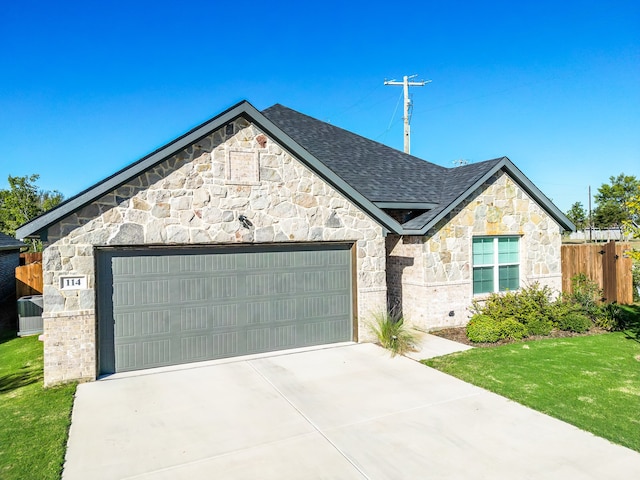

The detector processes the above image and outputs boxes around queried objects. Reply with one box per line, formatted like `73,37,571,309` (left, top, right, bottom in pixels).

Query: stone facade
386,171,563,331
42,118,387,386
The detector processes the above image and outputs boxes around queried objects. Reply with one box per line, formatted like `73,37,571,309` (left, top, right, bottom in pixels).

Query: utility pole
589,185,593,243
384,74,431,154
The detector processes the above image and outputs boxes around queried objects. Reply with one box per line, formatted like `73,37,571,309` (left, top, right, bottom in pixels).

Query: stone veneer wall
42,118,387,386
387,171,563,331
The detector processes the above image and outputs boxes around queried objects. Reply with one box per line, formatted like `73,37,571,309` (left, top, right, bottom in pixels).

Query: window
472,236,519,294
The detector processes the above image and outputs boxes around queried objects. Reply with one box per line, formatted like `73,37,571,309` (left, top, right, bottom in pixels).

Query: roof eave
16,100,405,239
374,201,438,210
399,157,575,235
0,244,26,252
16,101,255,240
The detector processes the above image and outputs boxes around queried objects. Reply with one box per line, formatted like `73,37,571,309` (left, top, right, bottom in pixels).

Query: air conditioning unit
17,295,43,337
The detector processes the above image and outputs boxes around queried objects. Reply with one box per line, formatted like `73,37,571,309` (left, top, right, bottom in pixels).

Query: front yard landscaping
0,331,76,480
425,331,640,452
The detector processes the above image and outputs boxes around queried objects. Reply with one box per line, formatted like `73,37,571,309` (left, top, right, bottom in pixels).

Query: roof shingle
0,232,25,251
262,104,450,203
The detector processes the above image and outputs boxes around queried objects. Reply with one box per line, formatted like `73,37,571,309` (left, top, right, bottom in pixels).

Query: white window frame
472,236,520,295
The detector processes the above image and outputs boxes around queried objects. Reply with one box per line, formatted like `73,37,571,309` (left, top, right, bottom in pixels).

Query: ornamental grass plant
369,310,420,356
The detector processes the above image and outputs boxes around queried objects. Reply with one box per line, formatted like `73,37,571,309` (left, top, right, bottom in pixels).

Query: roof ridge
263,104,447,171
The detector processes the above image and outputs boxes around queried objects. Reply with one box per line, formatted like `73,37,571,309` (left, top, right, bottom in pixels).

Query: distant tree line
565,173,640,233
0,174,64,251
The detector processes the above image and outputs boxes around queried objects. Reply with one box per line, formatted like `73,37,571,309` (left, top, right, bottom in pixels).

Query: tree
0,174,63,250
593,202,625,229
593,173,640,228
623,185,640,261
566,202,587,230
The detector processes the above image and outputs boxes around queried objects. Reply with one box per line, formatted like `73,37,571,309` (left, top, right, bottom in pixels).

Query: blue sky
1,0,638,214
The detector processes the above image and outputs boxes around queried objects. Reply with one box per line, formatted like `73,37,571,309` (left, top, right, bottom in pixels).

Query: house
0,232,25,303
0,232,25,330
16,101,574,385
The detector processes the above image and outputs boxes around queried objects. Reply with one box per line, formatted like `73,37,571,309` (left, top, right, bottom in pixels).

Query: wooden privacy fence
20,252,43,266
561,241,633,304
16,252,43,298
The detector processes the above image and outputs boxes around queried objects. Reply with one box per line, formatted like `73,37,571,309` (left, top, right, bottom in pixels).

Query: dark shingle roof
0,232,25,251
402,159,503,230
16,100,574,238
262,104,449,203
262,104,517,231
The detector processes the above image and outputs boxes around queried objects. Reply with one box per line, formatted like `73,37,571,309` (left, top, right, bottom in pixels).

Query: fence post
602,241,617,303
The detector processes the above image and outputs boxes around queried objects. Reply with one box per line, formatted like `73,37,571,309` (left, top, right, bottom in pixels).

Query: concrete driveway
63,343,640,479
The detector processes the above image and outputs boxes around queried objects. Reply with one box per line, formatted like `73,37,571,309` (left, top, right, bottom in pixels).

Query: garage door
97,244,354,374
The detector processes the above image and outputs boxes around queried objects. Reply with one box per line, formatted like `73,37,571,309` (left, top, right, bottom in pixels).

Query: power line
379,89,404,144
384,74,431,153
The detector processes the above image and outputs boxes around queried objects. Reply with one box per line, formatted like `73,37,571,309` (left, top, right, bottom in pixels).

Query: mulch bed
430,325,609,348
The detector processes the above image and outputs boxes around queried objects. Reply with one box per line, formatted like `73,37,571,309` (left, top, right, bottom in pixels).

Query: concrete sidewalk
63,343,640,479
405,332,473,360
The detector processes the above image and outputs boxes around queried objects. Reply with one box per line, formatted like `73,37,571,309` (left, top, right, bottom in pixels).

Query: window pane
473,238,494,265
498,265,519,291
473,266,494,294
498,237,519,264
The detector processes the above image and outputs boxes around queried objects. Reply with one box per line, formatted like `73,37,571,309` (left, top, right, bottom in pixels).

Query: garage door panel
209,304,239,328
115,344,137,370
180,336,209,361
180,306,209,331
246,299,297,324
212,332,239,356
247,328,270,353
303,319,348,345
98,244,353,374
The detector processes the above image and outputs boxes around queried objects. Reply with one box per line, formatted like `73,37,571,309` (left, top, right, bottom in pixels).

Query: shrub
549,295,579,320
369,311,419,356
466,315,502,343
556,313,591,333
632,259,640,303
525,317,554,336
499,317,528,340
570,273,602,318
595,303,622,331
471,283,556,336
466,315,527,343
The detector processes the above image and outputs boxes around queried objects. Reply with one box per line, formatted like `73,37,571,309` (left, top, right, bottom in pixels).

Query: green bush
570,273,602,318
632,259,640,303
369,311,419,356
471,283,556,336
525,317,554,336
556,313,591,333
595,303,622,331
499,317,528,340
466,315,502,343
466,315,528,343
549,296,581,324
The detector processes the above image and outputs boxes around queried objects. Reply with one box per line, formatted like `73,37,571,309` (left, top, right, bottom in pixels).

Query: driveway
63,343,640,479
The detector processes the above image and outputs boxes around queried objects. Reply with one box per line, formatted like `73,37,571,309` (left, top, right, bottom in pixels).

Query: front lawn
0,331,76,480
424,332,640,452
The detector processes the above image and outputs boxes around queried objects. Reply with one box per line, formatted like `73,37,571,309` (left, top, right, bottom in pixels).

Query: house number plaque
60,275,87,290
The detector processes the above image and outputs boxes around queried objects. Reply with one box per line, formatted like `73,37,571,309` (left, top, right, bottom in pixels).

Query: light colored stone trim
403,280,470,288
526,274,562,280
42,310,93,320
358,287,387,293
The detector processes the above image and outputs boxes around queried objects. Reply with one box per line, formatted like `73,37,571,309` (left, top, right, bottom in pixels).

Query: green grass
424,332,640,452
0,331,76,480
